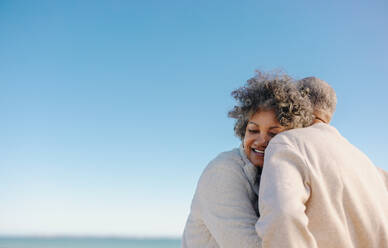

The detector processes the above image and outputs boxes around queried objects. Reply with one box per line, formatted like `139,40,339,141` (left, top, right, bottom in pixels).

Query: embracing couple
182,71,388,248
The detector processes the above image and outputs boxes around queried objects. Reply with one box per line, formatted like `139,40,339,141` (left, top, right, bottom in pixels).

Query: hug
182,71,388,248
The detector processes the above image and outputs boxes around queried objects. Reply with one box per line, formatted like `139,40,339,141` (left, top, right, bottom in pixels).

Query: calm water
0,237,181,248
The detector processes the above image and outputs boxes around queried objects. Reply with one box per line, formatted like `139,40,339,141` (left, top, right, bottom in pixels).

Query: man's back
256,123,388,248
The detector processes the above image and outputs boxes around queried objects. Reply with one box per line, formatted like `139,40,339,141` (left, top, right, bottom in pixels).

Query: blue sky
1,0,387,237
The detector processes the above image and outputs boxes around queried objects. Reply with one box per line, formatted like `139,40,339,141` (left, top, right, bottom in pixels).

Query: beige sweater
182,146,261,248
256,123,388,248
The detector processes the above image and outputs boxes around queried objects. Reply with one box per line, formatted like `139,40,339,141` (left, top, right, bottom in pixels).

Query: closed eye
269,132,278,137
248,129,259,134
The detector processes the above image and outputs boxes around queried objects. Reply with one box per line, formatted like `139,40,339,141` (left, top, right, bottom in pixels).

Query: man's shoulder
270,123,339,146
377,167,388,190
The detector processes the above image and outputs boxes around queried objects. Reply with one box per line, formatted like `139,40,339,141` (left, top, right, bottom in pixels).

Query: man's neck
313,117,326,124
313,110,331,124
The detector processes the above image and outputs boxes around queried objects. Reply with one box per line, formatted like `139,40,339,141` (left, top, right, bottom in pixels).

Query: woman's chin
249,156,264,167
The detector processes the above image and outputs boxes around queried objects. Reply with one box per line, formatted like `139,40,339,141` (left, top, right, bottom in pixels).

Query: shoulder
264,124,339,171
377,167,388,190
197,148,248,189
269,123,339,147
202,148,244,177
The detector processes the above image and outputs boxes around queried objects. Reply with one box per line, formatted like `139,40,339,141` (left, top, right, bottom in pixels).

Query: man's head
297,77,337,124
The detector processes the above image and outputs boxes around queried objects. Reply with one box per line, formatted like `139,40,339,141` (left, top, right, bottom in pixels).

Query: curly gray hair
297,77,337,121
228,71,314,140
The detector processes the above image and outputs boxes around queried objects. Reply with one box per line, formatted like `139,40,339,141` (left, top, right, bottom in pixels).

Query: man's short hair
297,77,337,119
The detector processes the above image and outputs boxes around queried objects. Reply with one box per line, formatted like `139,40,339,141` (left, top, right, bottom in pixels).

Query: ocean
0,237,181,248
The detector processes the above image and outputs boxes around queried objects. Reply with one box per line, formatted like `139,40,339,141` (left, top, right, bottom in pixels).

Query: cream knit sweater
257,123,388,248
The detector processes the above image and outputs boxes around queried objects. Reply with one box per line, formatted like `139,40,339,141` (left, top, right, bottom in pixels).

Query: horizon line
0,234,181,239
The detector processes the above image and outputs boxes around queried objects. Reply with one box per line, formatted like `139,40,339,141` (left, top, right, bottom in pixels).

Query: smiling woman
243,110,285,167
182,70,314,248
229,71,313,168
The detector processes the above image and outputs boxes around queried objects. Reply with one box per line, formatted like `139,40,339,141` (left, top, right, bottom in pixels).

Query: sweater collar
239,144,260,192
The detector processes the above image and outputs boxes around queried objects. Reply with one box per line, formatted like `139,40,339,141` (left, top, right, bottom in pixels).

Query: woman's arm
196,161,261,248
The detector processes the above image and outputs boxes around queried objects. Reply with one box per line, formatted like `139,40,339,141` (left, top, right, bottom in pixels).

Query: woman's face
243,110,285,167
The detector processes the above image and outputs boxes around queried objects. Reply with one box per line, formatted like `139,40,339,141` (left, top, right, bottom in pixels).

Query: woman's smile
243,110,285,167
251,148,265,157
252,148,264,154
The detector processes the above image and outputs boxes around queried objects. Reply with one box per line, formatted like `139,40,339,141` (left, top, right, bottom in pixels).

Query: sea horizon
0,234,181,239
0,235,181,248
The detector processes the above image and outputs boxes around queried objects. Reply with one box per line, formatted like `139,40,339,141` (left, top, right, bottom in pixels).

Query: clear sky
1,0,387,238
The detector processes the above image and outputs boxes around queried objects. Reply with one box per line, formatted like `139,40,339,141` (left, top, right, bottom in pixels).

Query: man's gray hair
297,77,337,118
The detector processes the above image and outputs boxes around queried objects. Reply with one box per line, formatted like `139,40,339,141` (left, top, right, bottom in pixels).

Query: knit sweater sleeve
255,140,318,248
196,155,261,248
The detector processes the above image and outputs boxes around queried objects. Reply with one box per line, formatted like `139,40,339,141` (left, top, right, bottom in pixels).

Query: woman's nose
254,134,269,147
